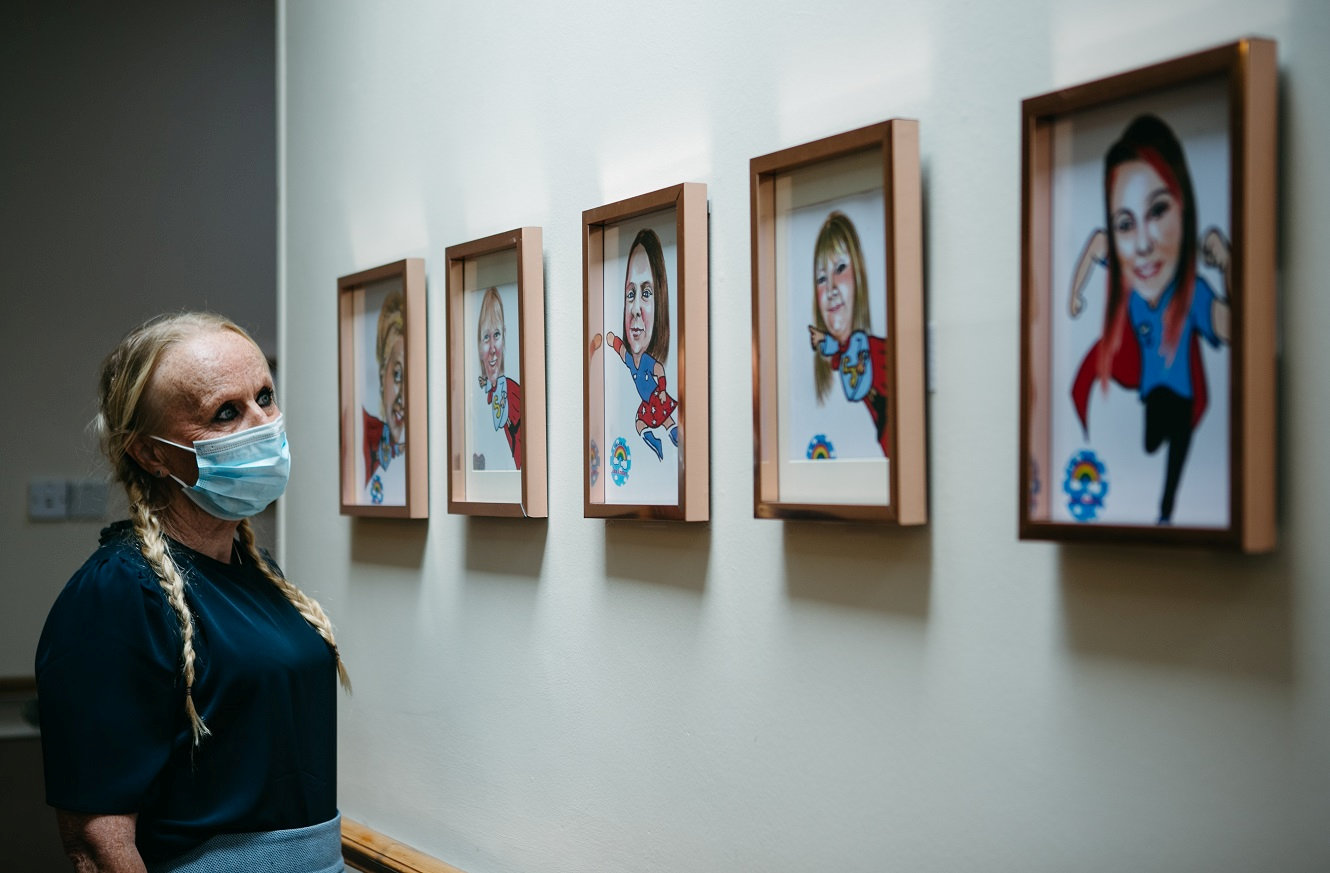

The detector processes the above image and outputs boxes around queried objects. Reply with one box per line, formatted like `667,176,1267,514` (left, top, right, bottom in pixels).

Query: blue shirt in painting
625,351,660,403
36,523,337,864
1129,275,1220,399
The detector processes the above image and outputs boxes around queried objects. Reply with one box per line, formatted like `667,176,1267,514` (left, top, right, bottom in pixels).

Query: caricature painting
353,276,409,508
1047,77,1231,528
462,253,523,504
593,208,680,507
773,149,890,505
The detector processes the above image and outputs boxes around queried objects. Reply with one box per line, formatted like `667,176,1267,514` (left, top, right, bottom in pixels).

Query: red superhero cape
1070,318,1208,437
362,408,385,486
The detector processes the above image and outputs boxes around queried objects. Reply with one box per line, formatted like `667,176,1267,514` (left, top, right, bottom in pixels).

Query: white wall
280,1,1330,871
0,1,277,675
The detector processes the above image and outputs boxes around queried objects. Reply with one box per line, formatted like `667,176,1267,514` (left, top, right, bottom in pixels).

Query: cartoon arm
1202,227,1232,343
1069,229,1108,318
604,331,628,363
651,362,674,403
807,326,837,358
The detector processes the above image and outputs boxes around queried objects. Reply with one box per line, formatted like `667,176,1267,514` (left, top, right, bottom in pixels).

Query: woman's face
150,328,280,483
815,245,856,344
624,244,656,357
380,330,406,443
1110,159,1182,303
479,315,504,386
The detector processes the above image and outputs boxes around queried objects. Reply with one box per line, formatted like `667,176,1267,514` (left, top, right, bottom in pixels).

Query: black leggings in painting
1143,387,1194,523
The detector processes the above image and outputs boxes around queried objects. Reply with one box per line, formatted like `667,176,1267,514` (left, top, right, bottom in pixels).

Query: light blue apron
148,812,343,873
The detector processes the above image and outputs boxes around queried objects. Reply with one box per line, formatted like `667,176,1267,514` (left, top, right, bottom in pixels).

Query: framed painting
445,227,547,518
750,120,927,523
337,258,428,518
1019,38,1277,551
583,182,709,521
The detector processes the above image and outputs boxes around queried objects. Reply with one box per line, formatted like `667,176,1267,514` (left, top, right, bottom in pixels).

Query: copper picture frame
445,227,547,518
750,120,927,523
583,182,709,521
337,258,429,518
1019,38,1277,551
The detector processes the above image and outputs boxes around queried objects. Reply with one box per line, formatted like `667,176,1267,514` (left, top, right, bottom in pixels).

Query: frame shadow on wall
1056,546,1292,681
349,518,429,570
604,520,711,595
782,523,932,619
463,515,550,581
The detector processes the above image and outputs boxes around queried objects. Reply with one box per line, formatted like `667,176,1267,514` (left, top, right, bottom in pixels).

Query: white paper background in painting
353,274,407,507
462,251,522,503
774,149,890,505
600,208,679,507
1048,76,1230,527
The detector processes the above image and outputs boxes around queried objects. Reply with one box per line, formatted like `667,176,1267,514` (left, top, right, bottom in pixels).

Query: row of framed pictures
335,37,1277,551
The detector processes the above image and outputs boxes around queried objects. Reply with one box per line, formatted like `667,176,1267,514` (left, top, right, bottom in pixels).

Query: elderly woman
36,313,349,872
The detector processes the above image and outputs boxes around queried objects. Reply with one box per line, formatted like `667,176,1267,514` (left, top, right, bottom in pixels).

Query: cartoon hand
478,374,487,389
1202,227,1231,273
808,326,826,350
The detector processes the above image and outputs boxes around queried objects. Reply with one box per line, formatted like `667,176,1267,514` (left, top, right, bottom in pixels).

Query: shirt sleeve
36,547,183,814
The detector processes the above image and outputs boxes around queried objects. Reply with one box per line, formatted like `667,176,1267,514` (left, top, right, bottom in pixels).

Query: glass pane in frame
446,228,547,518
583,183,709,522
1020,39,1277,551
751,120,926,524
338,258,428,518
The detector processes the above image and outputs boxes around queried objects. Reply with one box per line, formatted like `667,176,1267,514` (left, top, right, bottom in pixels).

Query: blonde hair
811,211,871,403
376,291,405,373
96,312,350,747
476,287,506,381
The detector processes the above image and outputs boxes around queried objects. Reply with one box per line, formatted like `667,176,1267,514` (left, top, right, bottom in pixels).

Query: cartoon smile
1132,259,1164,283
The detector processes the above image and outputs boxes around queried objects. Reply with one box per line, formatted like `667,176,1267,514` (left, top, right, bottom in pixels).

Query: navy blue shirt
36,523,337,863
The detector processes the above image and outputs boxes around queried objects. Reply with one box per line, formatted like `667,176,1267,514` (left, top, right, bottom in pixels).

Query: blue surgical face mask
151,415,291,521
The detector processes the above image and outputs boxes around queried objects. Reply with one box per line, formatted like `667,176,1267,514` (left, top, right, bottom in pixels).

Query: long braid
236,520,352,692
127,480,211,746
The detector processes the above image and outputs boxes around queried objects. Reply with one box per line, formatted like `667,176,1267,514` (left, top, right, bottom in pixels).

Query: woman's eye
1115,215,1135,234
1147,199,1171,221
258,387,274,407
493,330,501,342
834,261,849,276
641,284,652,301
393,363,403,385
214,403,237,422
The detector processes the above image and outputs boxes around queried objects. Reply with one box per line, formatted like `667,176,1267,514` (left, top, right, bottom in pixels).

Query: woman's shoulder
38,522,177,669
49,523,164,615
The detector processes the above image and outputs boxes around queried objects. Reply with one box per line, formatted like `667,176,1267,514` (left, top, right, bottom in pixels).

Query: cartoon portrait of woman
596,228,679,462
806,211,888,457
1067,113,1231,525
475,286,522,470
362,289,407,505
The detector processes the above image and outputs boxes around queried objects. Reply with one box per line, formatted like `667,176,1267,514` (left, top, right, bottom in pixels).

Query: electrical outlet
28,478,68,520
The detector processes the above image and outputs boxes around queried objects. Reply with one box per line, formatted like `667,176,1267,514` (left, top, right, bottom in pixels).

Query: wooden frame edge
582,182,710,522
444,228,547,519
749,120,926,524
1017,37,1278,551
342,818,467,873
337,258,429,520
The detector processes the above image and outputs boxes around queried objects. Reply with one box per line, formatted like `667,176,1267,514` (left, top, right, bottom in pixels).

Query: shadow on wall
350,518,428,569
1058,545,1292,682
463,516,548,581
783,523,932,619
605,520,711,594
